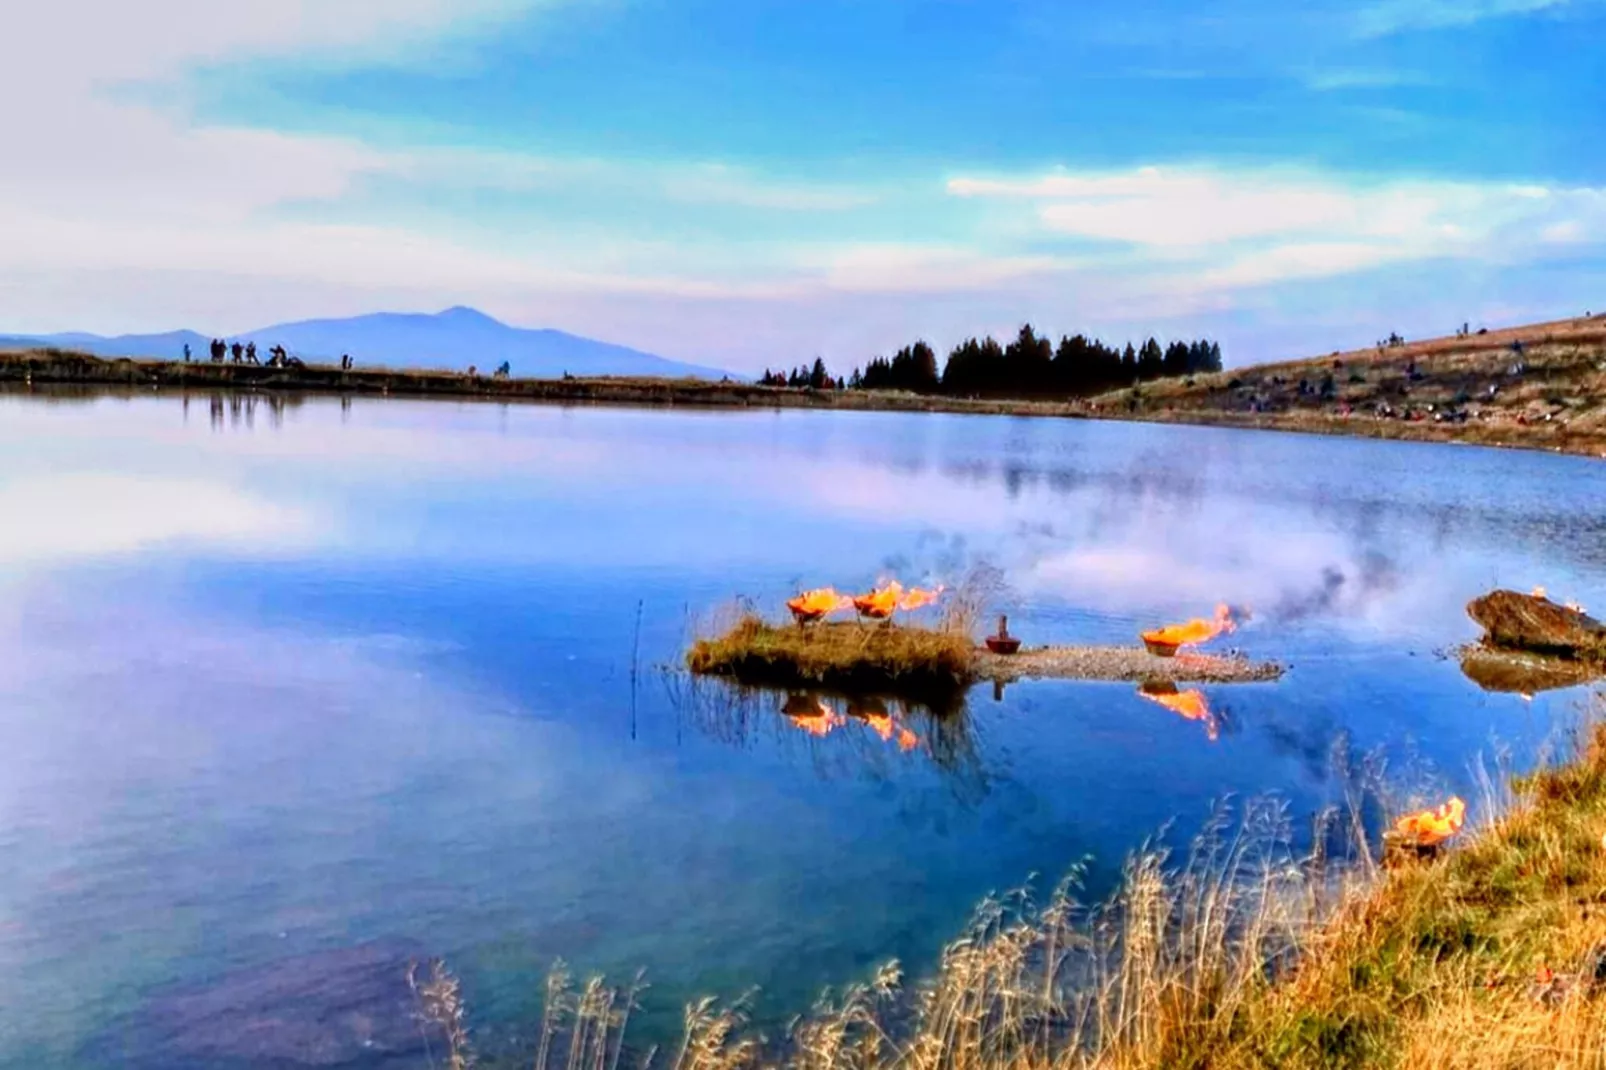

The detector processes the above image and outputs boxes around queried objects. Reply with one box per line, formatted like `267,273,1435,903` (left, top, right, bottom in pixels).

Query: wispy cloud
806,245,1073,294
388,149,880,212
1300,68,1435,91
1354,0,1574,37
948,165,1606,288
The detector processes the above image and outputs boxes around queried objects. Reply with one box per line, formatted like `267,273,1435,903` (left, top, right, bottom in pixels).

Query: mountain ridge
0,308,737,381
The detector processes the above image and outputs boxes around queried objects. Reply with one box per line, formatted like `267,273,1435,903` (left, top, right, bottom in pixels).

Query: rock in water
1466,589,1606,658
1458,647,1601,694
91,941,446,1069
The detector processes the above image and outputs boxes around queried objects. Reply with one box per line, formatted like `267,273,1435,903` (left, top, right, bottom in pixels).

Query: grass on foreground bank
685,616,977,705
418,696,1606,1070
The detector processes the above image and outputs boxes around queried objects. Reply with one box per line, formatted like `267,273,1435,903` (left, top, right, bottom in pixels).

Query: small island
686,586,1282,707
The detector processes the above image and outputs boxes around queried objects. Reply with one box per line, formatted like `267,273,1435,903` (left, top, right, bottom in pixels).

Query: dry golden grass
685,568,1002,704
685,615,977,703
418,695,1606,1070
1090,317,1606,457
1185,710,1606,1069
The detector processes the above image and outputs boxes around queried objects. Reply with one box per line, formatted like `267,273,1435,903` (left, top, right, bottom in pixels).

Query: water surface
0,389,1600,1066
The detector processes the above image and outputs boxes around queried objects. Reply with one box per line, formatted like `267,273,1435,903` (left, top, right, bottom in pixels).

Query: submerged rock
1466,589,1606,658
90,941,446,1070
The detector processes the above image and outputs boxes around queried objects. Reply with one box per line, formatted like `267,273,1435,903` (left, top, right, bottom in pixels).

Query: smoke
1269,550,1400,623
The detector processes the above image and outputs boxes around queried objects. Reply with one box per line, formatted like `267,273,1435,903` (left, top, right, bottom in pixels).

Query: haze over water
2,389,1602,1066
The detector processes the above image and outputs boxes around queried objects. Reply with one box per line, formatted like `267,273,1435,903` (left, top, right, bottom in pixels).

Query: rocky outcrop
1466,589,1606,659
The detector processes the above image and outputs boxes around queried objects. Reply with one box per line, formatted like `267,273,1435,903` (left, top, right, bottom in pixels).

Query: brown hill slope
1089,312,1606,457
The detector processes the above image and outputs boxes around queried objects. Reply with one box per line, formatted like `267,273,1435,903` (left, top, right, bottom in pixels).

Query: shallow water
1,389,1602,1066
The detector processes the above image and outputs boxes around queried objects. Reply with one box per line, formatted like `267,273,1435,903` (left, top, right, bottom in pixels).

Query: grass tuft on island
686,615,977,705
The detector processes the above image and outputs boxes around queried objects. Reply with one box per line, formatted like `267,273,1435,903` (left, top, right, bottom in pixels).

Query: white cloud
1300,68,1434,91
811,245,1071,294
0,474,315,563
0,1,856,334
1354,0,1575,36
948,165,1606,291
4,1,532,88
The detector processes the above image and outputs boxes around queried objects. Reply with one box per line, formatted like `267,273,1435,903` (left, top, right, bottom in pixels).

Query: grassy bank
421,698,1606,1070
1088,313,1606,459
686,616,977,704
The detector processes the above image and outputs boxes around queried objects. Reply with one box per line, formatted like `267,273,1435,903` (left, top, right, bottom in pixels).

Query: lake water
2,389,1603,1067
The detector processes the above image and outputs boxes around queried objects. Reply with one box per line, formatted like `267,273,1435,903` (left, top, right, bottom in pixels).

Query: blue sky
2,0,1603,372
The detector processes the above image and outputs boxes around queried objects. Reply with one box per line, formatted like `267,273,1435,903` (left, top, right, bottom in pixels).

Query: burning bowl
985,635,1022,655
1142,637,1181,658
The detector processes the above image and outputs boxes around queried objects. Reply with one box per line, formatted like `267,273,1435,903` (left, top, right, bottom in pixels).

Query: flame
782,694,842,737
1138,683,1219,741
849,698,921,752
853,582,905,619
787,587,854,622
1530,585,1586,613
1142,603,1236,649
1393,796,1467,847
898,585,945,612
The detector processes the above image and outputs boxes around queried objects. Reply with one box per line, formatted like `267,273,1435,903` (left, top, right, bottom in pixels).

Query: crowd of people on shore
181,339,354,371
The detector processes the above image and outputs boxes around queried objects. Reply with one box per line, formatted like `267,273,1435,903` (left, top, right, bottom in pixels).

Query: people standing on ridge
245,342,258,365
183,343,191,362
231,342,244,363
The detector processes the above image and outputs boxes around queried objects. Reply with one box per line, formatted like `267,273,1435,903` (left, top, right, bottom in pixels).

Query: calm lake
2,389,1603,1067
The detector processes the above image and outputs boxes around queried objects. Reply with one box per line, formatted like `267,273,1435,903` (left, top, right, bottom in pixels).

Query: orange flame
787,587,854,623
861,711,921,752
1138,683,1219,741
1393,796,1467,847
848,698,921,752
782,694,842,737
853,582,905,619
1142,603,1236,649
1531,585,1586,613
898,585,945,613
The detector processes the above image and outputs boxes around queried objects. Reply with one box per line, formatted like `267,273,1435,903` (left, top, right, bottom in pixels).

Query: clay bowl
1142,637,1181,658
789,608,826,626
985,636,1022,655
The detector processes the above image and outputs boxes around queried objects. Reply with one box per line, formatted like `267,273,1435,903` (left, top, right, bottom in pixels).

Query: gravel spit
975,645,1283,684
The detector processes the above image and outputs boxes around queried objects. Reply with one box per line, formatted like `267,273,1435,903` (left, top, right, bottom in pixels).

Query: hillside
1089,312,1606,456
0,307,736,381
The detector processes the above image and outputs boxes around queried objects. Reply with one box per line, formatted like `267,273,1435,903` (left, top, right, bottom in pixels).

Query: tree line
759,325,1223,398
858,326,1222,397
757,359,845,390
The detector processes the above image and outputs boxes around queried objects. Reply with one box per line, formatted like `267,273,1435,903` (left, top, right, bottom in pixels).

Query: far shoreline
4,341,1604,460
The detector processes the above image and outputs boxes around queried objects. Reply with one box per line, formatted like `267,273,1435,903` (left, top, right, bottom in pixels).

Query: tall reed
415,696,1606,1070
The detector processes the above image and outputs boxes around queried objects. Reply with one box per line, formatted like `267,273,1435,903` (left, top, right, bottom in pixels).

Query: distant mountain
0,329,211,359
1,307,737,381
